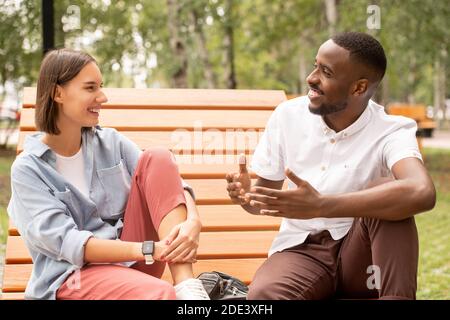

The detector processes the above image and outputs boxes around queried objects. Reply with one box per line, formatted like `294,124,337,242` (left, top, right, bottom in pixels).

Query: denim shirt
7,127,193,300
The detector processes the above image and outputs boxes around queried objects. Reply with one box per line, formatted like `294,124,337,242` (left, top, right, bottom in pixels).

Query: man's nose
306,69,319,86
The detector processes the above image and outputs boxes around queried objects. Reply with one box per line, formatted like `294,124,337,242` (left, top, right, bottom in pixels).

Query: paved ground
422,130,450,149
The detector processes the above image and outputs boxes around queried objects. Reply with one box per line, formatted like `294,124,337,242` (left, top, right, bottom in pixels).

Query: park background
0,0,449,299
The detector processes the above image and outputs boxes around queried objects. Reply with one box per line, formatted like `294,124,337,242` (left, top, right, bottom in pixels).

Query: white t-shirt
251,96,423,256
55,147,89,198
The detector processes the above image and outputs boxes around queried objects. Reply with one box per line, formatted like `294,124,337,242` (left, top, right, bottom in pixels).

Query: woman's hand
159,218,202,264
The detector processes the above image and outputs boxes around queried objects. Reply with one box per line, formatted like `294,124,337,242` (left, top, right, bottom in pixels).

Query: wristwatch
142,241,155,265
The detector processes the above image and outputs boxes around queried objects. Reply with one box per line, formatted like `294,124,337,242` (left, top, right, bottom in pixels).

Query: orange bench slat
20,108,272,131
22,87,284,110
2,258,266,293
9,204,281,236
5,231,277,264
17,130,263,155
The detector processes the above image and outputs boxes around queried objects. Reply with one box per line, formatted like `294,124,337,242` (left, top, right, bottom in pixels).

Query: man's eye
86,87,95,91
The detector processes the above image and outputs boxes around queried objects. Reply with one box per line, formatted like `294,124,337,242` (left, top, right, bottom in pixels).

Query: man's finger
225,173,235,183
249,200,280,210
251,186,283,197
229,190,243,198
260,209,282,216
285,168,304,186
239,153,248,174
245,193,280,205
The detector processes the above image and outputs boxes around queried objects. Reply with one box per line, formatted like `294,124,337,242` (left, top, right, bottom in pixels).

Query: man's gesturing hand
245,168,325,219
225,154,251,205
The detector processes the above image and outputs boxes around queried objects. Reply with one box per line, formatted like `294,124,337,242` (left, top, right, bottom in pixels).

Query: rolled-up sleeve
181,179,195,200
9,162,93,267
382,119,423,171
251,106,286,181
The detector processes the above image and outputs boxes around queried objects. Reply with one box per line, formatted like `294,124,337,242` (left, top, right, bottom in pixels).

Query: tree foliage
0,0,448,107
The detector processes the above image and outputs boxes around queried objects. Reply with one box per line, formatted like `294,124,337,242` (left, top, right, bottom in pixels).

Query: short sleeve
382,120,423,171
250,107,286,181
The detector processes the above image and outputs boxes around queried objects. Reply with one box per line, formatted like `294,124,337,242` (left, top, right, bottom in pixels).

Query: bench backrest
1,87,287,299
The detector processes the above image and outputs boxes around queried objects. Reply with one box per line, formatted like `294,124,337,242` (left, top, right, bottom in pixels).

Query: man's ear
351,79,369,96
53,85,63,104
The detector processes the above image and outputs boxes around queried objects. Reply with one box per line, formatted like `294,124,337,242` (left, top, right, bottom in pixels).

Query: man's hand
226,154,252,205
245,168,324,219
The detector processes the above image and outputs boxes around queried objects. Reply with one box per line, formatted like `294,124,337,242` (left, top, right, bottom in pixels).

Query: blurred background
0,0,449,299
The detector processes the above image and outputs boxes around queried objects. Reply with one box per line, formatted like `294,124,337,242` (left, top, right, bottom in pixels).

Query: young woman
8,49,210,300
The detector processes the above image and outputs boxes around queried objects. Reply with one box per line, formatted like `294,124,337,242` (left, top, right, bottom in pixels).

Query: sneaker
174,278,210,300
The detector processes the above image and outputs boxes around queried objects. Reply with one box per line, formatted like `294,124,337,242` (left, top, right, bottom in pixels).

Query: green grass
415,148,450,299
0,148,448,299
0,150,14,247
416,193,450,299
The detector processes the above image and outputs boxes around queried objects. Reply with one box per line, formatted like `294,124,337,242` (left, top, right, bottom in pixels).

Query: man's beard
308,101,348,115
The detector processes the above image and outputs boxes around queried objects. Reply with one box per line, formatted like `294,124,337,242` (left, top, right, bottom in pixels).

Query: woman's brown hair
35,48,96,134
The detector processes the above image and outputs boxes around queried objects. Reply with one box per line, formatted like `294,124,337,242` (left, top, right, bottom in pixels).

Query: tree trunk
167,0,188,88
324,0,338,36
407,54,417,104
191,8,217,89
381,75,390,107
434,49,448,129
54,1,66,48
297,41,307,95
223,0,237,89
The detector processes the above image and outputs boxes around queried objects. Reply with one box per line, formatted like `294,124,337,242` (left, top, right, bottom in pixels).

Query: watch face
142,241,154,254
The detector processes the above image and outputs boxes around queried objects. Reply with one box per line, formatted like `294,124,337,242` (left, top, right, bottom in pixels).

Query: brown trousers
247,217,419,300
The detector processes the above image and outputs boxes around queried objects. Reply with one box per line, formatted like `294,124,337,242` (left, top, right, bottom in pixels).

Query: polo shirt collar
318,100,373,138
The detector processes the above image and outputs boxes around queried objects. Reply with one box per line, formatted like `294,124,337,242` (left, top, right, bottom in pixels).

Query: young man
226,32,436,300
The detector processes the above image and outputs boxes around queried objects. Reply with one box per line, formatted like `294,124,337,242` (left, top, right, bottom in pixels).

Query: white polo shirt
251,96,423,256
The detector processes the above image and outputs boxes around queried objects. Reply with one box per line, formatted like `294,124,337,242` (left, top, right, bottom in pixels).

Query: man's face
306,40,357,116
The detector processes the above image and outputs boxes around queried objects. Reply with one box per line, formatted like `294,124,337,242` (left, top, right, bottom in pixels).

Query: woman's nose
97,90,108,104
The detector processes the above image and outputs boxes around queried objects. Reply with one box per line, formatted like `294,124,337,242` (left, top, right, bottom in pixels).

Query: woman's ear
53,85,64,104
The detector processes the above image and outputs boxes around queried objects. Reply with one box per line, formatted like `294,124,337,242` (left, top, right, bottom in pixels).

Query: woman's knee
141,147,175,164
138,148,178,174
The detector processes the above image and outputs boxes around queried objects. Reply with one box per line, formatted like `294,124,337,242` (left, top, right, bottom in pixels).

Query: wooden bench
0,87,287,299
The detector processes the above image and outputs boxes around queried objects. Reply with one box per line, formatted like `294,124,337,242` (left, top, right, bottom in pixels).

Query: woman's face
54,62,107,131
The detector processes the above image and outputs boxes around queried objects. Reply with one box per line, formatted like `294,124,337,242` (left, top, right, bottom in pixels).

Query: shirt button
330,138,336,144
343,133,347,137
321,166,326,171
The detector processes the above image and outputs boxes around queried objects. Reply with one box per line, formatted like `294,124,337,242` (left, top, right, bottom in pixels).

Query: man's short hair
332,32,387,82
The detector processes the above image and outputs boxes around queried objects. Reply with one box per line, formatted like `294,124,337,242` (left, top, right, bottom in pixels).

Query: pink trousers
56,148,186,300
